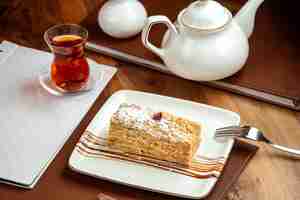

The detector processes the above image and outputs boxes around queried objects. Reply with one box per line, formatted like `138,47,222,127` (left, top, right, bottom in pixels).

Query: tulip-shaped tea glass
42,24,92,94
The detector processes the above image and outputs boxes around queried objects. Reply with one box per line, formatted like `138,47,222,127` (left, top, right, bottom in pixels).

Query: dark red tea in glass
44,24,90,92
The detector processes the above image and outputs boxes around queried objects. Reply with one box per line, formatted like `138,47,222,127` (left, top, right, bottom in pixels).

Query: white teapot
141,0,264,81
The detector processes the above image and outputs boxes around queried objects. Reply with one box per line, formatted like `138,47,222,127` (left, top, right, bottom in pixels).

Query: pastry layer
107,103,201,165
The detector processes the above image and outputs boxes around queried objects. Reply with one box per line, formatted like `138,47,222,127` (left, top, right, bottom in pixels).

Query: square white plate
69,90,240,199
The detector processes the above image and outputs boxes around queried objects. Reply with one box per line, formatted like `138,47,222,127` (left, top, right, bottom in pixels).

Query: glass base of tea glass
39,71,95,96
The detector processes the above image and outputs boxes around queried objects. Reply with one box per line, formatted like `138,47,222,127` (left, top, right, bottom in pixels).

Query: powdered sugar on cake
111,103,190,142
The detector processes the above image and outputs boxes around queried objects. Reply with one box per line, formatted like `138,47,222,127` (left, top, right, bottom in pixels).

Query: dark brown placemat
82,0,300,110
0,139,258,200
205,140,257,200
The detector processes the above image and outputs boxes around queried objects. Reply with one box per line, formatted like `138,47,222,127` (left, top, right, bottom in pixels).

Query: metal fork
215,125,300,157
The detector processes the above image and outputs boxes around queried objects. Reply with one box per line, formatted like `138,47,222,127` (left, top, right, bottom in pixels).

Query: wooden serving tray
82,0,300,110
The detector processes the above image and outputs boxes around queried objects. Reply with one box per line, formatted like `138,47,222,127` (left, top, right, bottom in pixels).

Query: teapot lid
179,0,232,31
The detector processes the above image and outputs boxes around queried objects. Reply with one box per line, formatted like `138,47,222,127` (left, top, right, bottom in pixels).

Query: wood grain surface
0,0,300,200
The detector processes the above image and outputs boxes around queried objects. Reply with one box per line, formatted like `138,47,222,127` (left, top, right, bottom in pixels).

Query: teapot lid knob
179,0,232,31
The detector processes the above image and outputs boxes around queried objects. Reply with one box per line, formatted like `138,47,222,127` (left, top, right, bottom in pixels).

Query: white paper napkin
0,41,117,189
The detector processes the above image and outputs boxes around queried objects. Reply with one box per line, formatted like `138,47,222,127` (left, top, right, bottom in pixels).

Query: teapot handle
142,16,178,58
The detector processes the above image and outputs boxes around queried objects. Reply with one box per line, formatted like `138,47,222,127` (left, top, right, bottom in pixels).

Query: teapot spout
234,0,264,38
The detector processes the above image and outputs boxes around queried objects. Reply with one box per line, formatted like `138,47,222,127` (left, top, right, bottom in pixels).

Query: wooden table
1,1,300,200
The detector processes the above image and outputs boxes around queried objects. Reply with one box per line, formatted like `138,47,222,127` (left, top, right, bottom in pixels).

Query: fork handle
270,144,300,157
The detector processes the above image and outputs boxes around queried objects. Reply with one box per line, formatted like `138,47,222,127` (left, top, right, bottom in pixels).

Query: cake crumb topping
111,103,192,142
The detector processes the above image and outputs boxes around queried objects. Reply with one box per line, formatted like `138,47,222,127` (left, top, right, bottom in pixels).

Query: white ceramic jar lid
179,0,232,31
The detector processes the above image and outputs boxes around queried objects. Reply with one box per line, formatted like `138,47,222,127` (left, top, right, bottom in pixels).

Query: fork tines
215,125,249,137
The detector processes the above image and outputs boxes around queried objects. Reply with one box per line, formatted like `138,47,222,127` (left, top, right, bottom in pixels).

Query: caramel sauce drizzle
86,130,226,162
75,131,227,179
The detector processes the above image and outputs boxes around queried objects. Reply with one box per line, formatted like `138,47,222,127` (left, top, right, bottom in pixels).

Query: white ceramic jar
98,0,147,39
